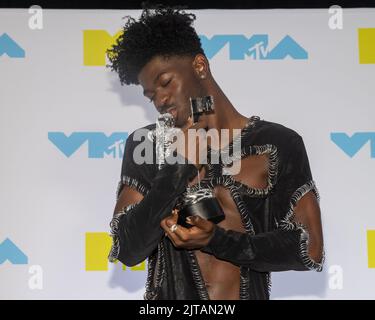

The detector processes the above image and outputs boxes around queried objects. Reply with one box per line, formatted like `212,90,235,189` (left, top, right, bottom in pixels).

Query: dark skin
114,53,324,300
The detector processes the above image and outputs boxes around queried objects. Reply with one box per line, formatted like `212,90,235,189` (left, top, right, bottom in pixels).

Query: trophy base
177,198,225,228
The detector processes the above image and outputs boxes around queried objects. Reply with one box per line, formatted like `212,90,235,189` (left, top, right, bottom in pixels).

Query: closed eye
161,78,172,87
146,77,172,103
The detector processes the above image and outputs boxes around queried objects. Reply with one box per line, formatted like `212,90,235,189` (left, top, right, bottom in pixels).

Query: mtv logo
368,230,375,268
83,30,123,66
331,132,375,158
0,238,28,265
0,33,25,58
358,28,375,64
48,132,128,158
85,232,145,271
200,34,307,60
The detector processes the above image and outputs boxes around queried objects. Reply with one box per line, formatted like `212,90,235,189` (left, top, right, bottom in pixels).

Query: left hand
160,210,215,249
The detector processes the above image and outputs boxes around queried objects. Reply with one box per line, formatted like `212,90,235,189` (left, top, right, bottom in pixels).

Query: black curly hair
106,4,205,86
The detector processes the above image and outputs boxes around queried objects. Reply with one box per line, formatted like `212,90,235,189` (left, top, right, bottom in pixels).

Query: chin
174,107,190,127
176,116,188,128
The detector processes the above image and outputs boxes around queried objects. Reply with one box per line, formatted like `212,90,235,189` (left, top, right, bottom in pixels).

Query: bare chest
189,154,270,299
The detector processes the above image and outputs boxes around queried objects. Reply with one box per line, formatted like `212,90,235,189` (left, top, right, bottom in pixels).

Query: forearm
112,163,197,266
201,224,323,272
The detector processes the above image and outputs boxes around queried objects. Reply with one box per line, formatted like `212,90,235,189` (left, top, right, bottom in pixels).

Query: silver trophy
149,96,225,228
176,185,225,228
148,112,180,169
189,95,214,124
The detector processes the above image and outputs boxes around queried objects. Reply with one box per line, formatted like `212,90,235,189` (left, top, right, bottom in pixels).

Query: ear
192,54,209,80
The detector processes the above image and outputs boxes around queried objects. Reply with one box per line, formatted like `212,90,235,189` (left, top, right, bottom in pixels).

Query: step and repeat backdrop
0,8,374,299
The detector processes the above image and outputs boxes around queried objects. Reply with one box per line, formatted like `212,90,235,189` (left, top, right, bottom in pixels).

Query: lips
165,107,177,119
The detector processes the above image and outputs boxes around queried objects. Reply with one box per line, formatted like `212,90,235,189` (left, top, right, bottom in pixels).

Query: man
107,6,324,300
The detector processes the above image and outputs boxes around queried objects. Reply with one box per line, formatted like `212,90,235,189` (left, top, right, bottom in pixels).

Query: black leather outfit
108,116,324,300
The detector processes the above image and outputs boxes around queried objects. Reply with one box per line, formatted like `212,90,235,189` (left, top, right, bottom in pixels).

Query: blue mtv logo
200,34,307,60
0,238,28,265
331,132,375,158
48,132,128,158
0,33,25,58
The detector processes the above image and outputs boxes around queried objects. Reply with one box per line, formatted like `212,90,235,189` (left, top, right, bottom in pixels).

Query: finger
160,217,179,244
164,225,179,246
180,115,193,131
165,214,178,227
162,213,193,244
181,114,207,133
163,221,190,247
189,116,208,131
164,215,192,241
168,223,191,242
186,215,213,232
160,217,170,234
160,214,177,232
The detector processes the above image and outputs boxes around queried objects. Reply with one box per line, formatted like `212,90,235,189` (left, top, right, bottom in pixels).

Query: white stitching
279,180,325,272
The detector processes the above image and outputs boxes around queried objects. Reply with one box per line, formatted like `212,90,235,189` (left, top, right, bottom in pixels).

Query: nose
154,92,170,113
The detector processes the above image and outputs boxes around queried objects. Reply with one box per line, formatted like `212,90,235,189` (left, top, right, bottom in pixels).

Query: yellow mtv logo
85,232,145,271
368,230,375,268
358,28,375,64
83,30,123,66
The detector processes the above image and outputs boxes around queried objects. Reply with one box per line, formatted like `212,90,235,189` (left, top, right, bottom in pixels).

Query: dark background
1,0,375,9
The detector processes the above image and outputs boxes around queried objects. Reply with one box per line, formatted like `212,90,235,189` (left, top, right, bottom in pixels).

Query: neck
204,82,249,133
